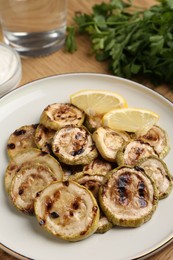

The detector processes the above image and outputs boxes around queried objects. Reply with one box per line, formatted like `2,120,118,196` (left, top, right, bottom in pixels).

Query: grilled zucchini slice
73,172,113,233
68,158,113,181
10,163,57,215
52,126,98,165
92,127,131,162
82,157,113,176
117,140,158,166
73,173,105,199
40,103,85,130
84,114,103,133
136,156,173,199
5,148,63,193
99,166,158,227
34,124,55,154
7,124,38,158
135,125,170,159
34,180,100,241
96,213,113,234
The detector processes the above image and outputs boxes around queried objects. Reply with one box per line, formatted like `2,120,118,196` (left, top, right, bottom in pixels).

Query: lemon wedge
103,108,159,136
70,90,127,116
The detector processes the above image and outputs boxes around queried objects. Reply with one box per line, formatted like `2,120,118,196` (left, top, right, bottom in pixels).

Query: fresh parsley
65,0,173,86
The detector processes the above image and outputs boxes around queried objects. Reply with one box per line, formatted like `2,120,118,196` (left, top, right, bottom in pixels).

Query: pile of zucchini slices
5,102,172,242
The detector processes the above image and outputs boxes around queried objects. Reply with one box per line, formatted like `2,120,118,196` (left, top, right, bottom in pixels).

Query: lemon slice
103,108,159,136
70,90,127,116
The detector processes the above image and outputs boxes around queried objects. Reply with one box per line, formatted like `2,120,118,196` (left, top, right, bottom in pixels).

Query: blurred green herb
65,0,173,86
65,26,77,53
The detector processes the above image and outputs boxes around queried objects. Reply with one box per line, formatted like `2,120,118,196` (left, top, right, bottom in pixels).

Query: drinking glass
0,0,67,57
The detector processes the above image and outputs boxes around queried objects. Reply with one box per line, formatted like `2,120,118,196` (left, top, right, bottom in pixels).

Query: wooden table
0,0,173,259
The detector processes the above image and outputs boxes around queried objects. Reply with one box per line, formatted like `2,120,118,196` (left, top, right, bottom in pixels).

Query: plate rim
1,72,173,107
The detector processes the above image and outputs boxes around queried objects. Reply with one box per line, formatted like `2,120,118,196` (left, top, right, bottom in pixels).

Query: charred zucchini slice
10,163,57,215
99,166,158,227
82,157,113,176
96,213,113,234
61,164,84,181
73,173,105,200
52,126,98,165
34,180,100,241
116,140,158,166
136,156,173,199
5,148,63,193
135,125,170,159
92,127,131,162
69,158,113,181
84,114,103,133
7,124,38,158
34,124,55,154
40,103,85,130
73,172,112,234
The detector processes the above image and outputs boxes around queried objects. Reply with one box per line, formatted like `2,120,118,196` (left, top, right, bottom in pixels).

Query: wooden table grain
0,0,173,259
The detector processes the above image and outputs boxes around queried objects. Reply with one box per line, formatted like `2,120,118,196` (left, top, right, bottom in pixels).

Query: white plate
0,73,173,260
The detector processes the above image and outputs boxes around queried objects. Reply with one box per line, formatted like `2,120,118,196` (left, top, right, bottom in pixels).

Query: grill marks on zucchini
74,173,104,200
52,126,98,165
136,156,173,199
4,101,172,241
99,166,158,227
92,127,131,162
117,140,158,166
117,173,131,206
5,148,63,193
116,173,148,208
40,103,85,130
73,173,113,233
34,181,99,241
83,158,113,176
135,125,170,159
10,163,57,214
34,124,55,154
7,124,38,158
